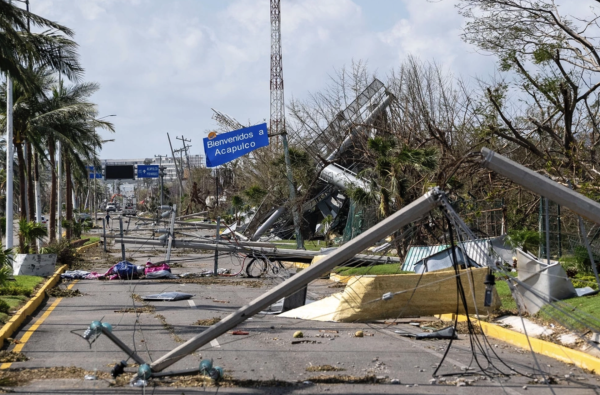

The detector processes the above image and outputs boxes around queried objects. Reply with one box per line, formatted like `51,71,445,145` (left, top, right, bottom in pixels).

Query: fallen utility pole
116,236,402,265
481,148,600,224
148,189,441,372
165,205,177,264
177,211,208,220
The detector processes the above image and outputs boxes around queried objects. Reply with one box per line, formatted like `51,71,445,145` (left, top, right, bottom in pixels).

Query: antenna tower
270,0,284,142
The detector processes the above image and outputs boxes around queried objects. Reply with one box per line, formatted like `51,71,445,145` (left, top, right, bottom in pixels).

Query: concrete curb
76,241,100,253
438,314,600,373
0,264,68,344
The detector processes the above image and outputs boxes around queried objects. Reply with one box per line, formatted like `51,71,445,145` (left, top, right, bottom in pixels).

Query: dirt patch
307,374,383,384
193,317,221,326
47,288,83,298
419,321,482,335
131,294,144,303
114,306,155,314
158,278,265,288
155,314,184,343
0,351,28,363
305,365,345,372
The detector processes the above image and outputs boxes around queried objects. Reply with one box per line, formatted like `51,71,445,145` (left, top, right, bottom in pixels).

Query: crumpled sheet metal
279,267,499,322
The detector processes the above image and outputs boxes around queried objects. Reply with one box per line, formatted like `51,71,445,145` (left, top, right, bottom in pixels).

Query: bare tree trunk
33,151,41,253
65,154,73,239
48,139,57,243
15,142,26,249
26,141,34,222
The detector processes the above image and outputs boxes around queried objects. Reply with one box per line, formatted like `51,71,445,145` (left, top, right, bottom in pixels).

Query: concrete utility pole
167,134,184,215
57,140,62,241
176,135,192,175
154,155,167,207
5,71,13,249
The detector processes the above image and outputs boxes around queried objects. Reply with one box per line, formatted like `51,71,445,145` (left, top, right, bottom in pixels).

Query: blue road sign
137,165,160,178
203,123,269,167
87,166,102,179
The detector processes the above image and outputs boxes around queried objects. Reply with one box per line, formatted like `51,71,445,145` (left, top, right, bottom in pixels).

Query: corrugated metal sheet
402,239,493,272
402,245,447,271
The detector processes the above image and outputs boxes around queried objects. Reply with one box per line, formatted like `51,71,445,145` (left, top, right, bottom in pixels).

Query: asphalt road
1,241,599,394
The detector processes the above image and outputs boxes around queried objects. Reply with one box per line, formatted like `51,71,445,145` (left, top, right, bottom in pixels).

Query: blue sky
31,0,495,160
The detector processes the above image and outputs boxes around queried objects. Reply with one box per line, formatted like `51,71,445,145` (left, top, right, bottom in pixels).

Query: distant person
105,212,111,228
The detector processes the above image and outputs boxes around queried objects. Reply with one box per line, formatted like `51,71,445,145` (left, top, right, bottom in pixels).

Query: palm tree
0,1,82,90
17,218,46,254
32,81,113,239
0,72,113,242
347,137,437,218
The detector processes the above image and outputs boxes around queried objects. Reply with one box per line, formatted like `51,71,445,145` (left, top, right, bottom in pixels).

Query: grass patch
0,276,44,324
495,279,517,311
537,294,600,333
83,237,100,246
0,275,44,297
334,264,411,276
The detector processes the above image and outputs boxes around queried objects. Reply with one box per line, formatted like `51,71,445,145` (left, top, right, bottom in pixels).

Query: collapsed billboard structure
248,79,393,241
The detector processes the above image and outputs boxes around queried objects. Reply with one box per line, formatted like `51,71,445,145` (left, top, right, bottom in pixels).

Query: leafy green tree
0,1,82,90
506,229,541,254
347,137,437,217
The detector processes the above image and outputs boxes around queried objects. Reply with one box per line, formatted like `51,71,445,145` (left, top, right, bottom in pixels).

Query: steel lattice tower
270,0,284,138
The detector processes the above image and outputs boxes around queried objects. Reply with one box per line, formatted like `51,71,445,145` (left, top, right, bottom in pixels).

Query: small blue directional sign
137,165,160,179
87,166,102,179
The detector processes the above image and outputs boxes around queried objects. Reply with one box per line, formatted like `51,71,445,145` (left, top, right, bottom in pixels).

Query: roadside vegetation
0,276,44,324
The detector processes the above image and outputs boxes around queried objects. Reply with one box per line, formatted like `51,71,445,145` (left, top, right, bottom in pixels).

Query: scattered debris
193,317,221,326
212,299,230,304
142,292,193,301
0,351,28,363
355,330,364,338
306,365,345,372
419,321,481,335
114,306,155,314
292,340,321,345
47,288,83,298
306,374,384,384
231,331,249,335
0,367,117,387
293,331,304,338
131,294,144,303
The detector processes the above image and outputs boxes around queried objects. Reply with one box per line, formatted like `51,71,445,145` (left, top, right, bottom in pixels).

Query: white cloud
29,0,501,160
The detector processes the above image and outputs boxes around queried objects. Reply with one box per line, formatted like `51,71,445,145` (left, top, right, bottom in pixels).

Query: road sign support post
214,216,221,277
119,217,125,261
102,218,107,253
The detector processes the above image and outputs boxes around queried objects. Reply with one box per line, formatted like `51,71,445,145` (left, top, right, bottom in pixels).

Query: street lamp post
5,72,13,249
